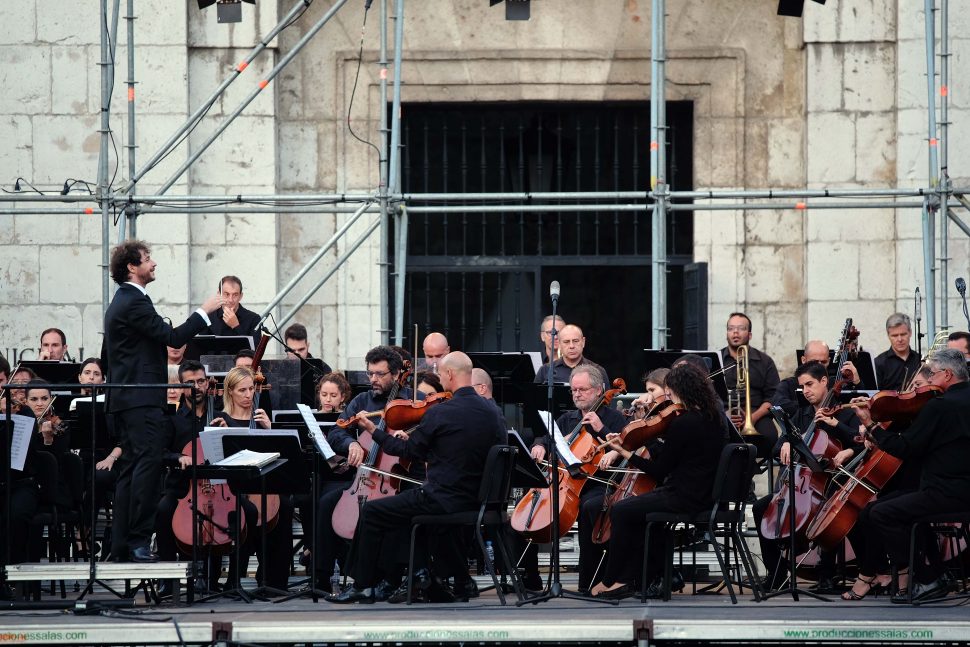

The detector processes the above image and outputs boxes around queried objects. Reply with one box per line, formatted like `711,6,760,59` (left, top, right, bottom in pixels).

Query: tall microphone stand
915,287,924,358
956,278,970,330
519,285,615,607
762,407,830,603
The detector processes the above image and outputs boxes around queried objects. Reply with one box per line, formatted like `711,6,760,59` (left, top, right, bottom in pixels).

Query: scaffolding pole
923,0,940,337
96,0,121,316
939,0,951,328
379,0,391,345
388,0,406,344
650,0,668,348
123,0,136,239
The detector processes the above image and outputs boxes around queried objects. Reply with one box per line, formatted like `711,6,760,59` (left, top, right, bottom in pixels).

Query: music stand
469,353,539,405
642,349,729,401
763,406,831,602
69,401,112,452
185,335,254,361
507,430,547,488
794,349,878,390
222,433,308,599
20,362,82,396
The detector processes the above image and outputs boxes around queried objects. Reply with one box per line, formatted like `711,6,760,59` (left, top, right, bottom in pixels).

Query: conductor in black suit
207,275,262,348
103,240,222,562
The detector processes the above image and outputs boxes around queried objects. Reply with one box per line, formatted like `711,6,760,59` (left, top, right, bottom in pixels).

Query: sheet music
198,427,301,484
296,403,336,459
68,393,105,412
1,414,35,472
537,409,580,466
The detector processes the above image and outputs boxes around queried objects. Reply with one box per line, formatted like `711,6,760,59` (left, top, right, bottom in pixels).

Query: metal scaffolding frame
0,0,965,346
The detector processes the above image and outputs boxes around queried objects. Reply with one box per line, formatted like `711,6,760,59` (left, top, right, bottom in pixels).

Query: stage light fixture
777,0,826,17
489,0,530,21
198,0,255,24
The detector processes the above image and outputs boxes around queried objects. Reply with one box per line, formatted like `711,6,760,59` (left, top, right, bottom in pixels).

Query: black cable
3,178,45,194
102,4,121,190
346,3,383,175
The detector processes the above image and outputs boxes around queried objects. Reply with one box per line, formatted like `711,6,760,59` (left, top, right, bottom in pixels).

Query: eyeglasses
925,368,948,380
472,383,486,388
726,325,749,332
365,370,390,378
571,386,596,394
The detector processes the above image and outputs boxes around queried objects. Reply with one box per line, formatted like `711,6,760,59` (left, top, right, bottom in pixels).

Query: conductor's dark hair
284,323,308,342
794,360,827,382
109,240,150,285
365,345,404,374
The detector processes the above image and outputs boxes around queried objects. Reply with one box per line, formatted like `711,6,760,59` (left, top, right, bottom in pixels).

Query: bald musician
534,324,608,386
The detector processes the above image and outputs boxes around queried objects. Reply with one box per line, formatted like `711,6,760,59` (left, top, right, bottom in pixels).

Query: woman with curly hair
590,363,728,599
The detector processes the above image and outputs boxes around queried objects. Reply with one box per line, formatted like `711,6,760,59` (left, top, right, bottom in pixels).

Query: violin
36,396,67,438
806,385,942,550
760,319,859,547
510,378,627,543
331,362,415,540
606,400,685,452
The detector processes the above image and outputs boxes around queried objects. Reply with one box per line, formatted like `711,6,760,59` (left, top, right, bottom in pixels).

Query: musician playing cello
327,352,505,604
591,363,727,599
751,361,861,592
865,349,970,602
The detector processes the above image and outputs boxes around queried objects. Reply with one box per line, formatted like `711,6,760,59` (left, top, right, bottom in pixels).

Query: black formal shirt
874,347,921,391
534,356,609,386
207,304,262,348
720,346,780,408
372,386,506,513
628,409,727,509
872,381,970,501
327,386,418,456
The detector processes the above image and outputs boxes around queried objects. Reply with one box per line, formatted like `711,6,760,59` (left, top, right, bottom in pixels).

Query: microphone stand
518,291,615,607
915,288,924,359
762,407,830,603
958,286,970,331
259,325,327,384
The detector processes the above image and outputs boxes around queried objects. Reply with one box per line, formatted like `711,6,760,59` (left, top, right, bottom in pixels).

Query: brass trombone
734,345,768,451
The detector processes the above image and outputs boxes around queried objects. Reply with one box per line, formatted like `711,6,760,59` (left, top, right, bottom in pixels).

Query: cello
760,319,859,547
331,363,415,540
171,443,245,555
805,384,943,549
510,378,626,543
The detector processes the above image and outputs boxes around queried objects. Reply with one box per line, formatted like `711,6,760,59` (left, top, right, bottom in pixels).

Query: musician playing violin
591,363,727,600
327,351,505,604
864,349,970,602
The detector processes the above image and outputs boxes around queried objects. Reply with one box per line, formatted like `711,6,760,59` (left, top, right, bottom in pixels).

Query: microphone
957,277,967,297
550,280,560,305
915,287,922,322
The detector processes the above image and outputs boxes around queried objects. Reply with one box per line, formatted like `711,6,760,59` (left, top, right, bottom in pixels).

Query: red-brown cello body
510,379,626,543
172,438,246,555
806,385,942,549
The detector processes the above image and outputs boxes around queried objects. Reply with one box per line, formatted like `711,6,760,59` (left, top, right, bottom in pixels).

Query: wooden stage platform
1,575,969,646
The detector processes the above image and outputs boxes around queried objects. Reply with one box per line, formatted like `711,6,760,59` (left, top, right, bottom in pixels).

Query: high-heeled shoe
841,575,889,601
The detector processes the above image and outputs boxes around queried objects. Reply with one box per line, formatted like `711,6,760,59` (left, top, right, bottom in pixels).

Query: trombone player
720,312,781,452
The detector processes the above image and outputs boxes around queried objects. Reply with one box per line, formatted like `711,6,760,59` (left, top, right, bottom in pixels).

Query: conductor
103,240,222,562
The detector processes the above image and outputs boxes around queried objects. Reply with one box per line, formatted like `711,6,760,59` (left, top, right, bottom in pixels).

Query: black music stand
469,352,539,404
222,433,307,599
794,349,878,390
763,406,831,602
185,335,254,361
191,459,287,604
70,401,111,451
20,362,82,397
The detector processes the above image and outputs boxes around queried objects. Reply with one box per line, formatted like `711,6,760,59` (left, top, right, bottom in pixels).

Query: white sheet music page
296,403,336,459
537,409,580,466
1,414,34,472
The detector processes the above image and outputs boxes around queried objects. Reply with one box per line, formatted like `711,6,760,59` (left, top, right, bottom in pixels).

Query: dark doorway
393,101,694,386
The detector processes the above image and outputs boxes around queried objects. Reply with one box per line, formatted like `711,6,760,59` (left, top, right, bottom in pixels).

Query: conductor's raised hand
200,294,224,315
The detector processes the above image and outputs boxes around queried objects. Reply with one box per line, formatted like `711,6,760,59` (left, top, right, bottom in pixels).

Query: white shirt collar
125,281,147,296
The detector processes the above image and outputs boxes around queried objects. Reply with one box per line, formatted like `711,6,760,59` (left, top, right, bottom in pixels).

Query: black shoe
809,577,836,594
325,585,375,604
523,573,543,591
910,575,952,603
373,579,397,602
597,583,636,600
670,571,686,593
387,581,425,604
129,546,158,563
426,576,458,603
454,578,479,600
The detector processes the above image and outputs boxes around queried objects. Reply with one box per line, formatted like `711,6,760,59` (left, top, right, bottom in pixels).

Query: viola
172,438,246,556
806,385,942,549
331,363,414,540
510,378,627,543
611,400,685,452
383,391,453,429
760,318,859,547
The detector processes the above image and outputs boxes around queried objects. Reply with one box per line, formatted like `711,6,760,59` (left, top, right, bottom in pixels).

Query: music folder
507,430,547,488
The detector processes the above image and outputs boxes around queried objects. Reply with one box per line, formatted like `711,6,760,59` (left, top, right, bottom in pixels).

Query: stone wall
0,0,965,378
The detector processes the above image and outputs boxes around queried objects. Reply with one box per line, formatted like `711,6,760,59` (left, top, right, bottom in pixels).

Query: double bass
760,319,859,547
510,378,626,543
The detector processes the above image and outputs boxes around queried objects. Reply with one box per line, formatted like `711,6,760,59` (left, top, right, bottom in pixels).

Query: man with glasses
860,349,970,602
538,315,566,363
719,312,781,449
527,365,627,593
534,324,609,386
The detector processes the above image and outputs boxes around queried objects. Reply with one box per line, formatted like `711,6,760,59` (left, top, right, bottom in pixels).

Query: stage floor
1,575,969,646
